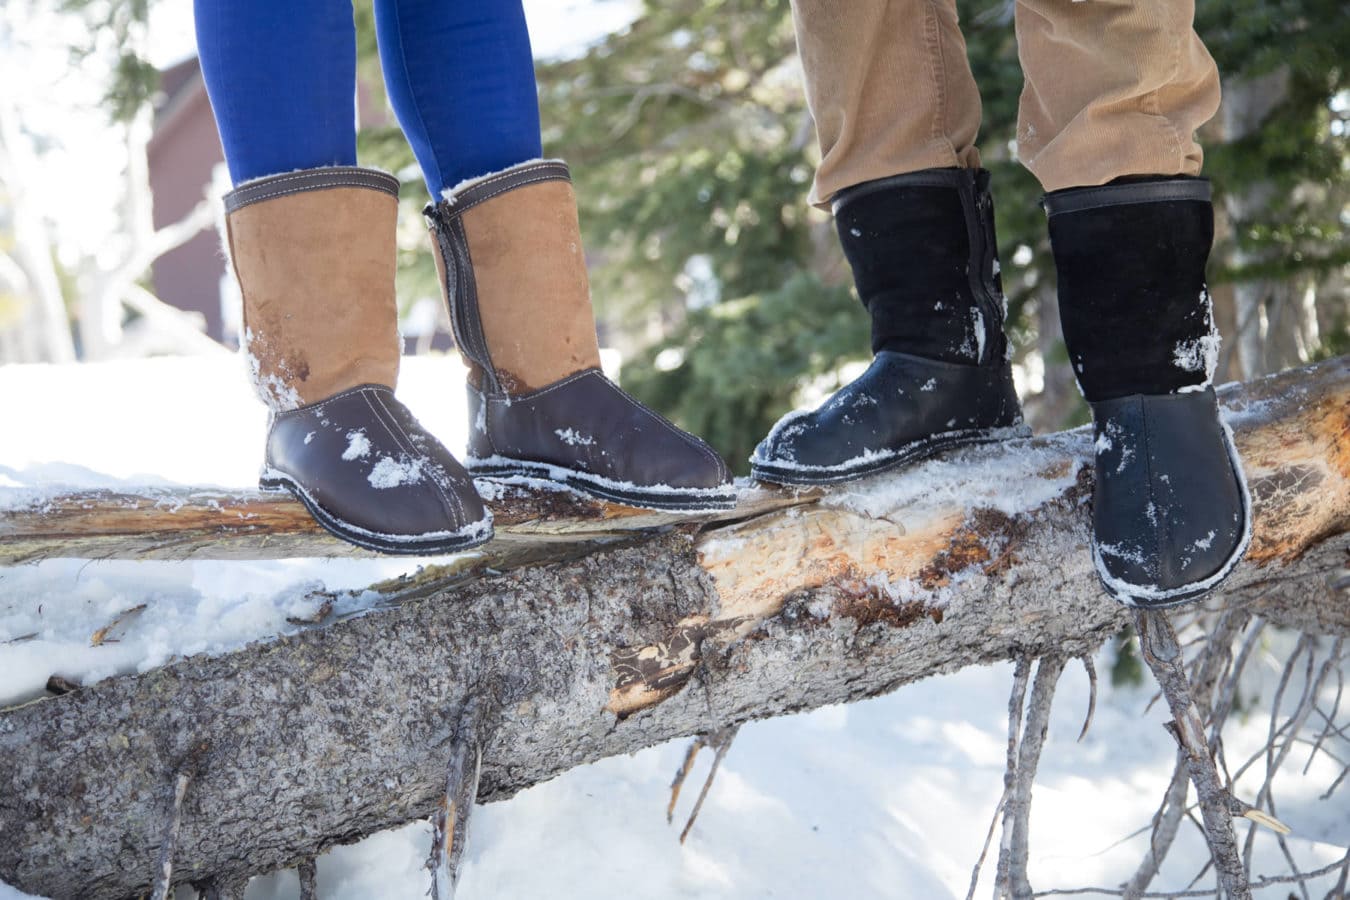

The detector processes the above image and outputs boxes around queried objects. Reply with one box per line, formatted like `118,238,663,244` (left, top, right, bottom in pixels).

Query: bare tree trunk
0,99,76,364
0,6,215,365
1222,68,1292,381
1,359,1347,899
80,110,218,360
1022,281,1079,433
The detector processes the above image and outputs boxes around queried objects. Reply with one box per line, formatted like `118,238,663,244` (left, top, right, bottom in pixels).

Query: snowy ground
2,356,1347,899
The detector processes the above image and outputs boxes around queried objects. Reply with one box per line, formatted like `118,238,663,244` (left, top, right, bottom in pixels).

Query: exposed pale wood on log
609,358,1350,718
1,358,1347,900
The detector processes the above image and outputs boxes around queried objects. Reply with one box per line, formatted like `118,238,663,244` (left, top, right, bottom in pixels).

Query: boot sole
259,472,494,556
466,457,737,512
1091,421,1253,609
750,424,1029,487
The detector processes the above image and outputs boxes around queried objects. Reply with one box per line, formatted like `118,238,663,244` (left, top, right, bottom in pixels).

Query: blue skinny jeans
194,0,542,196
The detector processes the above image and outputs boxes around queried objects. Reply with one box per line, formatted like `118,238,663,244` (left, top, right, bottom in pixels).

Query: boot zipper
977,190,1008,363
427,204,500,394
962,173,1005,367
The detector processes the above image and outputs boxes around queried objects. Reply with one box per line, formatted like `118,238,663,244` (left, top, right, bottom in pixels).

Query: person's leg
195,0,492,552
1017,0,1247,606
791,0,982,209
752,0,1023,486
381,0,733,510
194,0,358,184
373,0,584,391
1014,0,1219,192
372,0,541,194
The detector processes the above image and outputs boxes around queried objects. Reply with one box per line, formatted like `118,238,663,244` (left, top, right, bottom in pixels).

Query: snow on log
1,357,1347,899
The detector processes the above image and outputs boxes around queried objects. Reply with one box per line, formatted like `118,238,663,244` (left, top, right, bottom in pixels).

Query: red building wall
147,59,232,345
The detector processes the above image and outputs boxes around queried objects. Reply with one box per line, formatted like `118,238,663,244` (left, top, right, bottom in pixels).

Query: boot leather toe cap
753,351,1023,476
267,385,488,545
1090,389,1250,605
474,369,732,493
754,408,835,469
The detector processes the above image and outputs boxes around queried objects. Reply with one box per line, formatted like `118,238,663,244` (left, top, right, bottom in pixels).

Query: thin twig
298,858,318,900
429,699,486,900
1122,754,1189,900
1247,639,1343,900
1001,655,1067,899
992,656,1037,898
1033,847,1350,896
1182,850,1214,892
1134,610,1250,899
1190,611,1251,716
1309,705,1350,745
1273,823,1310,900
1051,605,1344,900
1207,618,1267,750
1245,636,1338,880
674,724,740,844
1303,639,1346,773
89,602,147,646
1323,853,1349,900
1077,655,1097,742
968,657,1033,900
667,738,704,823
1321,763,1350,800
1292,736,1347,766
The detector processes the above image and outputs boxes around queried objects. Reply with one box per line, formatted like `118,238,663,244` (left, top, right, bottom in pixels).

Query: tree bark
1,358,1347,899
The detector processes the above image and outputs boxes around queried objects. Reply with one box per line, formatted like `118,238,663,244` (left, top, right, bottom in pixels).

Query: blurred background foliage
526,0,1348,470
35,0,1350,472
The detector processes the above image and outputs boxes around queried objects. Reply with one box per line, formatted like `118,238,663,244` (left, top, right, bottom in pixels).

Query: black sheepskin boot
1045,177,1251,608
751,167,1024,484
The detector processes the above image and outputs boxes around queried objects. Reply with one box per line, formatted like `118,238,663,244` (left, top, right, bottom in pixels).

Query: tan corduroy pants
791,0,1221,206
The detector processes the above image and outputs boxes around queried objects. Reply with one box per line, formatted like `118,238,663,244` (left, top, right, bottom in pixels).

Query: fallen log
1,356,1347,899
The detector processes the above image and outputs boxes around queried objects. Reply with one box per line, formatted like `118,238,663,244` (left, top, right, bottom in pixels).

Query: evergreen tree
533,0,1348,465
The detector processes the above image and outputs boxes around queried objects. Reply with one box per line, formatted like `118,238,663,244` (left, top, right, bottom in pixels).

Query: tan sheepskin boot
225,166,491,552
425,159,734,511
